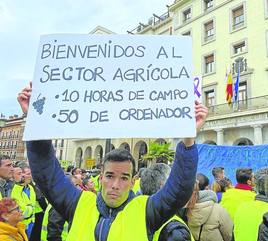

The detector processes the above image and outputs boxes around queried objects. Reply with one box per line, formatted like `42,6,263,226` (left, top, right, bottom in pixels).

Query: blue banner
197,144,268,185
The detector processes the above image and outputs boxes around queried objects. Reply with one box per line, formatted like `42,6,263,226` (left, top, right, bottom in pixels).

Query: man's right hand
17,82,32,115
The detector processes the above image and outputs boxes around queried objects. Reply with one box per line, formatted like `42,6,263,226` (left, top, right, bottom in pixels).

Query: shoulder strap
197,224,204,241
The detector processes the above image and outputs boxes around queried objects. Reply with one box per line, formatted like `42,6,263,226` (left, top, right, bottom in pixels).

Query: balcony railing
127,11,170,34
208,95,268,117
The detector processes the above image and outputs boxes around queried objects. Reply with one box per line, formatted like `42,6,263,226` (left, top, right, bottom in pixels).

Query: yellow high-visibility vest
67,191,148,241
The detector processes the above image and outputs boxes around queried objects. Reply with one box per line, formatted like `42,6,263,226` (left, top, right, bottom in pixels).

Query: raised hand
17,82,32,115
194,101,209,133
183,101,208,147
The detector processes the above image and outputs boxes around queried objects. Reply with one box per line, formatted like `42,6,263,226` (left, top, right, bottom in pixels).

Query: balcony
207,95,268,117
127,11,170,34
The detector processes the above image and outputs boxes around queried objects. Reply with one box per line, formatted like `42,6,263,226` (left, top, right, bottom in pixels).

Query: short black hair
103,149,136,177
236,168,253,184
71,167,81,175
196,173,209,190
66,165,74,173
0,155,11,166
212,167,224,178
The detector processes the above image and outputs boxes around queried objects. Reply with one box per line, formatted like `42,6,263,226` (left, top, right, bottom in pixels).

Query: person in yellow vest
234,167,268,241
0,197,28,241
41,204,69,241
220,167,256,220
41,175,81,241
140,163,194,241
132,167,145,195
30,182,47,241
90,173,101,192
0,155,14,200
11,165,36,238
18,83,208,241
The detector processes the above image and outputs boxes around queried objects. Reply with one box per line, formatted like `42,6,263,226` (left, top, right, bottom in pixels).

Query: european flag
233,69,240,103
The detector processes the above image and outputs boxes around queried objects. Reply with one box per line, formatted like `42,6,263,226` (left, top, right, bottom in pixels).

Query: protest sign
23,34,195,140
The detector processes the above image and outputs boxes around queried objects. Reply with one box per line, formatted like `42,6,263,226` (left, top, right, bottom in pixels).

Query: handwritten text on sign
23,34,195,140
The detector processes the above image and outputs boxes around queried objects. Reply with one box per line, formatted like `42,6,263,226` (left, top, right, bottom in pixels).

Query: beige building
19,1,268,169
66,1,268,168
128,0,268,146
0,115,26,162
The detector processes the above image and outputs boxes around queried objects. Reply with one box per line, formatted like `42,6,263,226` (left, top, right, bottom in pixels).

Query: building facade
128,0,268,146
10,2,266,168
64,1,268,168
0,115,26,162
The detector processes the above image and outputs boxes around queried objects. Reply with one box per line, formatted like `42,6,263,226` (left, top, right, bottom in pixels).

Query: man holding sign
18,34,208,241
18,83,208,241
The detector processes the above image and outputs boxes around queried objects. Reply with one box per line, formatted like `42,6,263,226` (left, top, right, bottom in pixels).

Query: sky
0,0,173,117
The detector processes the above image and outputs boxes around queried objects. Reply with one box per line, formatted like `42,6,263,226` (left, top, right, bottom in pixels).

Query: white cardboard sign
23,34,195,140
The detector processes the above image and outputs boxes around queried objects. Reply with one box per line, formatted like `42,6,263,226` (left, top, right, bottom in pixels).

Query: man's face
0,159,13,180
74,169,82,175
100,160,134,208
219,170,225,179
13,167,23,183
22,168,32,185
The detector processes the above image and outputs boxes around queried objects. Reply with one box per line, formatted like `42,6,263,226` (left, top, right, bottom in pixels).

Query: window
61,139,64,147
204,20,214,41
204,54,215,74
233,41,246,54
204,0,213,11
183,8,191,22
182,31,191,36
59,150,63,160
239,82,247,101
205,90,215,107
55,139,58,148
238,82,247,109
265,0,268,18
232,6,244,29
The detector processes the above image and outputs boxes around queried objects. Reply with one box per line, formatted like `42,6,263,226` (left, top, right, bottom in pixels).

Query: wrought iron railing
208,95,268,117
127,11,170,34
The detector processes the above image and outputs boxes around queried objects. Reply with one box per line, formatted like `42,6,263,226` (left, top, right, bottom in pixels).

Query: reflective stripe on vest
41,204,68,241
67,191,148,241
152,215,195,241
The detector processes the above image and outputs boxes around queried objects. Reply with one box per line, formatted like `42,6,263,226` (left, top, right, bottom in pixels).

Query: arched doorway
84,146,94,168
75,147,83,167
203,140,217,145
134,141,148,161
155,138,167,145
119,142,130,152
133,141,148,170
94,145,103,164
233,138,254,146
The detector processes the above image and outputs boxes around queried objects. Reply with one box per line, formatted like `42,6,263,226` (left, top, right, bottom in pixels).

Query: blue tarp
197,144,268,185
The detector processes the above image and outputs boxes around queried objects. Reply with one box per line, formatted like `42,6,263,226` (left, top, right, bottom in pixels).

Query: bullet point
55,95,59,99
52,114,56,118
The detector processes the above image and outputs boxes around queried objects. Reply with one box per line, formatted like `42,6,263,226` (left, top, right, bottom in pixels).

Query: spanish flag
226,71,233,105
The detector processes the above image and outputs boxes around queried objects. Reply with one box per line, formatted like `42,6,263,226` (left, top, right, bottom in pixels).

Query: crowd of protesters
2,153,268,241
0,83,267,241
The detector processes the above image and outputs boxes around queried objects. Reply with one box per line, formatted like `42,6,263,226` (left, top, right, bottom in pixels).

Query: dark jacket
47,207,67,241
0,178,14,198
159,220,191,241
258,212,268,241
27,140,198,241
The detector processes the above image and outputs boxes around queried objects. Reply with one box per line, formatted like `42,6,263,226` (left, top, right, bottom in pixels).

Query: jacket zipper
99,218,105,241
109,209,112,218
